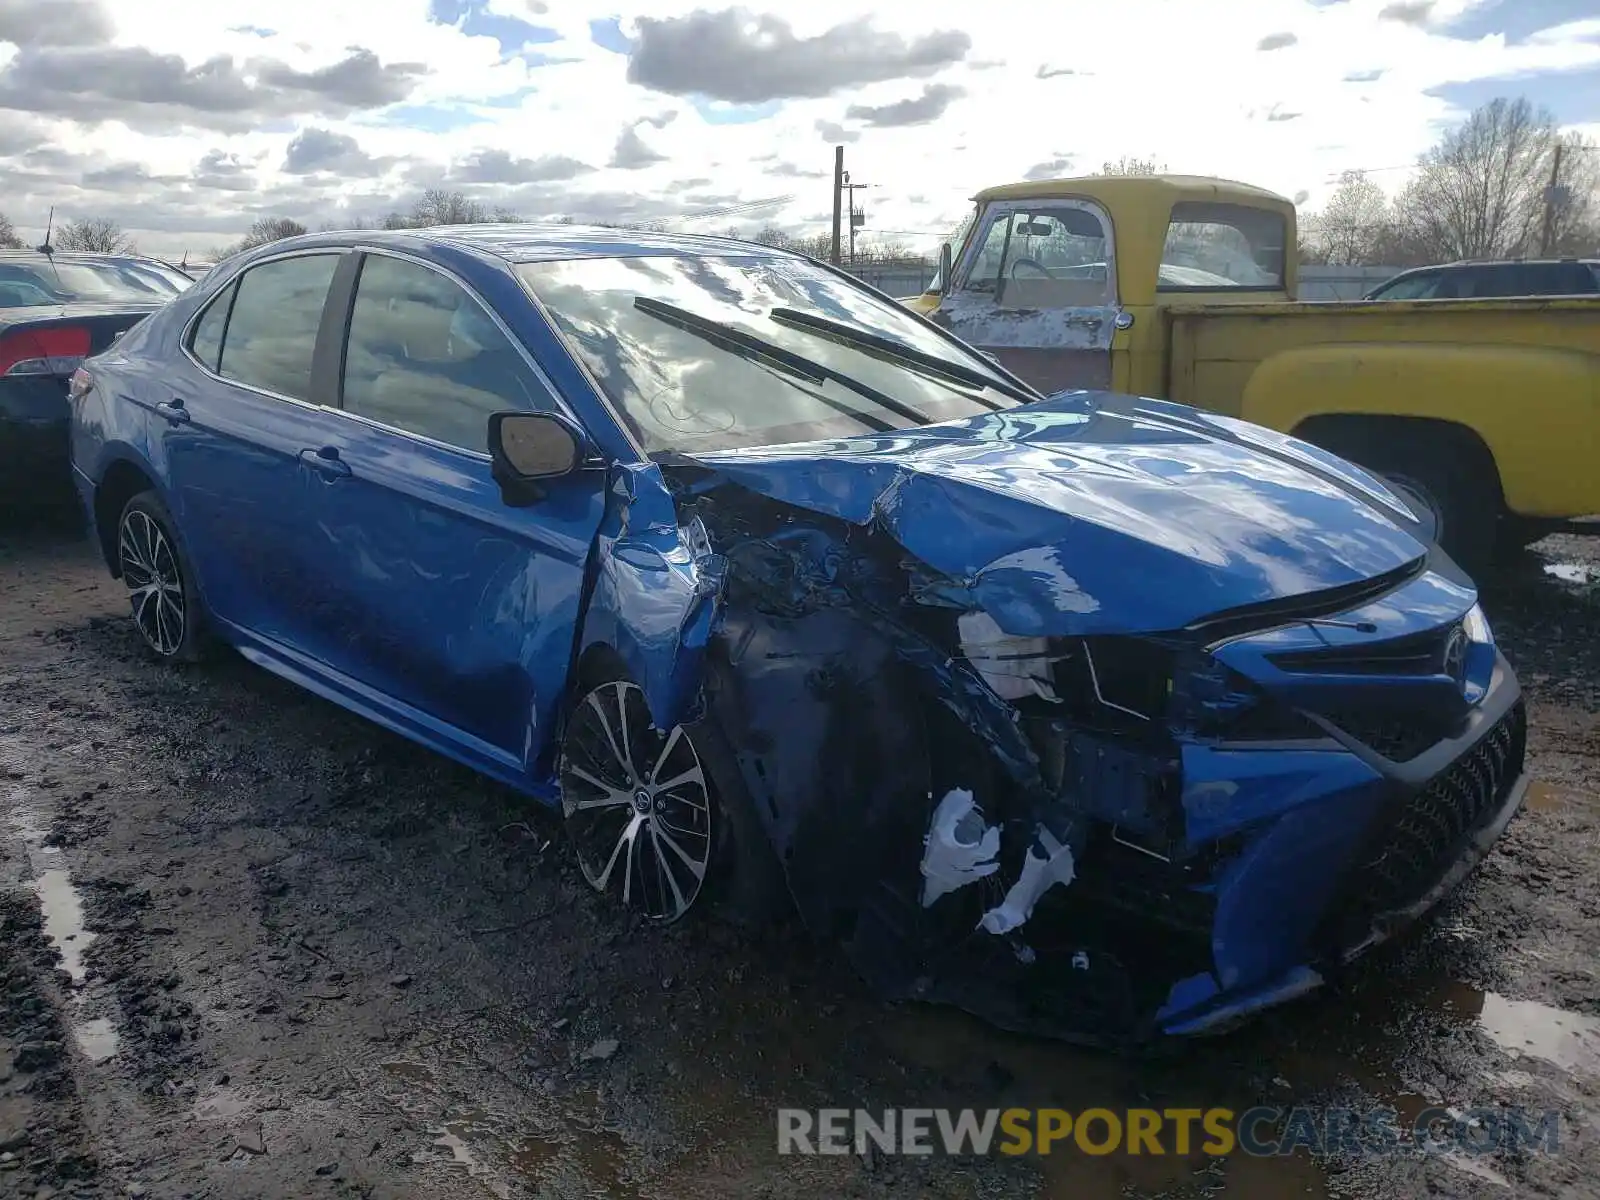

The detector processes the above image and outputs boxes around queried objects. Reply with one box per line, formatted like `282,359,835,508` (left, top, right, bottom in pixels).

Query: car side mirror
488,410,587,506
933,242,953,294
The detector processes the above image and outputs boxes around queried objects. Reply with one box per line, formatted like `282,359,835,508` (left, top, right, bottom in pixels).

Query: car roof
0,249,181,268
251,223,800,266
1395,258,1600,271
974,173,1295,209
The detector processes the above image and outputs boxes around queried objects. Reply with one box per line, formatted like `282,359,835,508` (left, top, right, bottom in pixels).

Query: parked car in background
902,175,1600,577
1,250,191,509
177,262,217,284
70,226,1526,1045
1364,259,1600,301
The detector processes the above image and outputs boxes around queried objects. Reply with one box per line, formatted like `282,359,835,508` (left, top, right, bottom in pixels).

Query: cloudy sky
1,0,1597,258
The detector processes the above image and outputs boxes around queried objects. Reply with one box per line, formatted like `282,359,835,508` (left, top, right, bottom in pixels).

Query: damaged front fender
578,462,727,730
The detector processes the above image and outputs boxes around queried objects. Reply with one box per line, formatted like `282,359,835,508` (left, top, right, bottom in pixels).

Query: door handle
298,446,352,478
156,399,191,426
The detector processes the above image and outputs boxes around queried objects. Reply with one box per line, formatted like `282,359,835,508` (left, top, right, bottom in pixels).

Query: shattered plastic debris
979,825,1076,935
956,611,1060,702
919,789,1000,907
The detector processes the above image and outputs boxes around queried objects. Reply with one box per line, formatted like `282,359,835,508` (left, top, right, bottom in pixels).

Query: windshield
516,254,1026,454
126,261,195,291
0,258,186,309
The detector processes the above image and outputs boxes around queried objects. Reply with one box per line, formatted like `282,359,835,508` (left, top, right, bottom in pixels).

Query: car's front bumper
1158,651,1527,1036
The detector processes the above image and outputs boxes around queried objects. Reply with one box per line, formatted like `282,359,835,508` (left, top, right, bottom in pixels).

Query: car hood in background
692,391,1430,636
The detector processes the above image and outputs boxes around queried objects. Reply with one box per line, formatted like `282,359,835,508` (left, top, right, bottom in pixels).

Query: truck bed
1163,296,1600,521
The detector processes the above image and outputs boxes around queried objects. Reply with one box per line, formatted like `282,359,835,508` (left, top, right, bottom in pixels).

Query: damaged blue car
68,226,1529,1045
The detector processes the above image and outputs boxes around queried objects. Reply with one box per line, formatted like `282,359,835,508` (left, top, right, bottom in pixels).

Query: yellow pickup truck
903,174,1599,576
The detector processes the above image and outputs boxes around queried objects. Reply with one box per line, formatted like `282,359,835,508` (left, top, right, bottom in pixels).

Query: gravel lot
2,511,1598,1199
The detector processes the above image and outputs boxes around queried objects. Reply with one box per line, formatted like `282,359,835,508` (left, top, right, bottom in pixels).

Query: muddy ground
1,512,1597,1200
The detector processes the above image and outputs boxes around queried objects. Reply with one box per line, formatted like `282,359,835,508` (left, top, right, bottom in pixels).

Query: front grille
1324,700,1525,940
1270,627,1451,677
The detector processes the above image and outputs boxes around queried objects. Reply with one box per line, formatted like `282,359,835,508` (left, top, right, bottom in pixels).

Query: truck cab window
1160,202,1286,290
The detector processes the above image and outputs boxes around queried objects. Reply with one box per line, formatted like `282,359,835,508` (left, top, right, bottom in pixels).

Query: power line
1323,143,1598,183
676,195,795,222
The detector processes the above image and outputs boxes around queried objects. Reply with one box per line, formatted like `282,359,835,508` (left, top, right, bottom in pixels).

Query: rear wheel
116,491,205,662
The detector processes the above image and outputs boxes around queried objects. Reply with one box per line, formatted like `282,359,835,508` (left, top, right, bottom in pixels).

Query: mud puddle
1437,983,1600,1075
379,1055,637,1199
1524,780,1589,813
1544,561,1600,587
3,774,122,1064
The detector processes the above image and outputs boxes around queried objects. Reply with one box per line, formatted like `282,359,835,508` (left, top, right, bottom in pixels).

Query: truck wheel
1314,433,1499,579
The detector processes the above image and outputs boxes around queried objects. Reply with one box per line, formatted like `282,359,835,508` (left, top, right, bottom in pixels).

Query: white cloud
0,0,1595,256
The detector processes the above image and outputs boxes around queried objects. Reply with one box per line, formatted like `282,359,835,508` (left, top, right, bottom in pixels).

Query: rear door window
1463,264,1524,297
188,281,236,373
1546,262,1598,294
339,254,554,453
216,254,341,402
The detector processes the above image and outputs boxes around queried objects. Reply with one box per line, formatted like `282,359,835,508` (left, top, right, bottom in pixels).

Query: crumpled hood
692,391,1429,636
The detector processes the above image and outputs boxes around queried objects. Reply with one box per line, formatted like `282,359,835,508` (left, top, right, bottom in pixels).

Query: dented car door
929,198,1122,392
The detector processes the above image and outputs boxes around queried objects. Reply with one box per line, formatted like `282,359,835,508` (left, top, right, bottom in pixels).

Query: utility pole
830,146,844,264
1539,140,1565,256
842,173,872,265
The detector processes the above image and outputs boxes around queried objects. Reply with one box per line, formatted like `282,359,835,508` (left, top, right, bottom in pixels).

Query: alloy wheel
560,679,714,924
119,509,186,656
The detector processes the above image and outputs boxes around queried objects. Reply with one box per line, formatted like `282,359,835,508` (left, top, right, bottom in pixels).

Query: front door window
960,203,1115,309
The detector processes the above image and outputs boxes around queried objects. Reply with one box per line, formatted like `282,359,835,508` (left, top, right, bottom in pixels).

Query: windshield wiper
633,296,934,427
770,307,1036,409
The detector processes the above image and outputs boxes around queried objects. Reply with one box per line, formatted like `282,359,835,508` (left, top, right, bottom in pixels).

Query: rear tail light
69,366,95,402
0,326,92,378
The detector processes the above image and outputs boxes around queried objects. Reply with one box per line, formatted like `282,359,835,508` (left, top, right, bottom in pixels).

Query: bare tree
1097,155,1165,176
1308,170,1391,265
1394,97,1554,261
784,231,834,259
409,189,489,227
238,216,307,251
0,212,22,249
746,223,792,248
54,217,134,253
852,235,916,263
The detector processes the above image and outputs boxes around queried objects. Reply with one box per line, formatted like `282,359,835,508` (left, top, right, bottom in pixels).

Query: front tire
558,668,789,926
116,490,205,663
560,676,719,924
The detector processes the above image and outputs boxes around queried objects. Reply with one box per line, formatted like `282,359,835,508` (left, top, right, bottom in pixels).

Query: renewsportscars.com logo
776,1106,1563,1159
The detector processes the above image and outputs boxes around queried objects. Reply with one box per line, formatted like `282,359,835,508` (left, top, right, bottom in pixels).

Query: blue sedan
68,225,1528,1045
